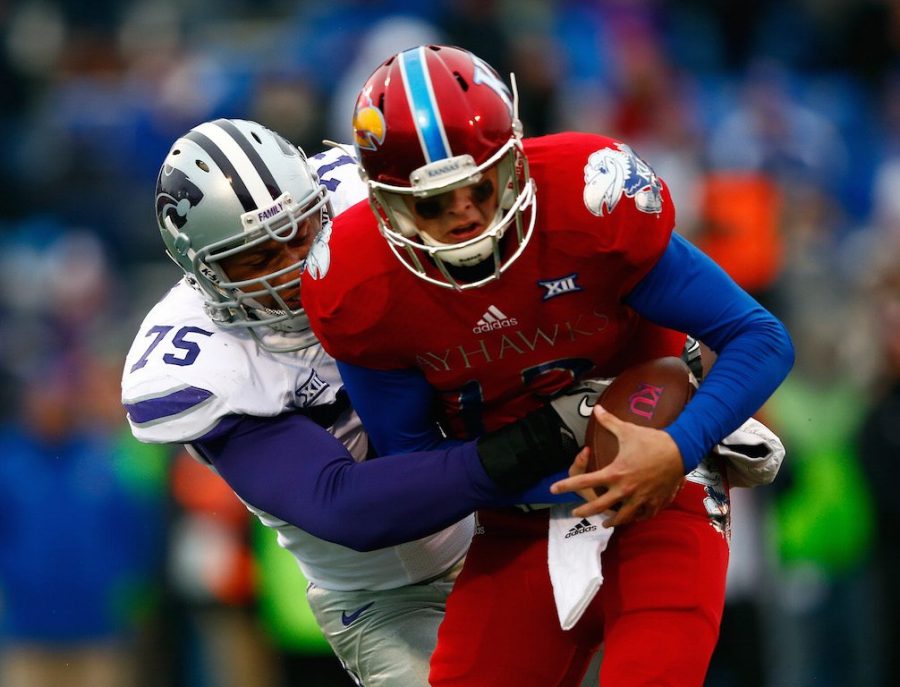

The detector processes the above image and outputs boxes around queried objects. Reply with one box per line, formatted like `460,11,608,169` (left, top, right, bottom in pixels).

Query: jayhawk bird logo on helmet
156,165,205,231
353,99,387,152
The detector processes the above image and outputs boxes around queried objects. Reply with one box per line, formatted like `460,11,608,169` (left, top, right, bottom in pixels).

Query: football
585,356,694,472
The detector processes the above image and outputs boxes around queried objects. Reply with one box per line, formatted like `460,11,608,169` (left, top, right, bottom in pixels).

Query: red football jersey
304,132,686,436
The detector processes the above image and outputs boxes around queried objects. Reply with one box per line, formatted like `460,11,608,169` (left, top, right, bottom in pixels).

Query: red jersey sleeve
302,202,405,367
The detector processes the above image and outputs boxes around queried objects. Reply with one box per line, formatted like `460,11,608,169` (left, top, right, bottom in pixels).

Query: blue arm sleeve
336,360,454,454
195,412,501,552
626,233,795,471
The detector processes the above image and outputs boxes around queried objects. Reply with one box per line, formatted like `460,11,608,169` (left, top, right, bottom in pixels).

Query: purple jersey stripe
125,386,214,424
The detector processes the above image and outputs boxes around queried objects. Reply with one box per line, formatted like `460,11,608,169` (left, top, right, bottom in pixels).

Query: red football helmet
352,45,536,289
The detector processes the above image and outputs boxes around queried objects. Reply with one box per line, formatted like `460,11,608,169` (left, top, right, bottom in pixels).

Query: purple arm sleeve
193,412,500,552
626,233,795,471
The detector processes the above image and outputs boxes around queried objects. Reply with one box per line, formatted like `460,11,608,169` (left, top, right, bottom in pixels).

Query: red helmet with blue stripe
352,45,536,290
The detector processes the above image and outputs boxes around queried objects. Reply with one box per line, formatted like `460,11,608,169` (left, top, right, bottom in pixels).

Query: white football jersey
122,147,473,590
312,144,368,214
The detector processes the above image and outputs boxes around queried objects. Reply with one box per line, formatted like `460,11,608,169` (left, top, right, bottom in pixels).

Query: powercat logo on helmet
156,165,204,230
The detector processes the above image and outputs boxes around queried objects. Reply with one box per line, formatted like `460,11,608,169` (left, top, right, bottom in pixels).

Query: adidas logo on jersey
565,518,598,538
472,305,518,334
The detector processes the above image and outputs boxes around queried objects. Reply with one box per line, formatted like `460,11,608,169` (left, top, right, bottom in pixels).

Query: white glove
548,378,613,447
512,379,613,512
714,417,785,488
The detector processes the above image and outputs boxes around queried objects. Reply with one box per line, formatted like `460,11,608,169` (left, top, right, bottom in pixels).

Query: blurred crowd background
1,0,899,685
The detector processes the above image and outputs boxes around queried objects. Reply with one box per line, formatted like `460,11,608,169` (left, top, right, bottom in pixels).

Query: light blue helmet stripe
399,47,452,163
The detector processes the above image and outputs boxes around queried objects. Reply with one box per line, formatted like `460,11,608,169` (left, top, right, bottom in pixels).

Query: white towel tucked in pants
547,504,615,630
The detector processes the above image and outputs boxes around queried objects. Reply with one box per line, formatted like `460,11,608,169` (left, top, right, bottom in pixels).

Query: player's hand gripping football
552,407,684,527
550,357,692,528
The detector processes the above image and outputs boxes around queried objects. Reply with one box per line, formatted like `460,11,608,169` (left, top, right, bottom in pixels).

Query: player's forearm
627,233,795,471
336,355,591,508
194,413,499,550
665,315,793,470
199,399,588,550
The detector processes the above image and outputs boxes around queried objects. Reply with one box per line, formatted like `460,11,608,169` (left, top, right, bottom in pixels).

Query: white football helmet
155,118,329,351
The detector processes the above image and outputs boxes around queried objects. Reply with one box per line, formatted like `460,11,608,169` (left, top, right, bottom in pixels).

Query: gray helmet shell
155,118,328,350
